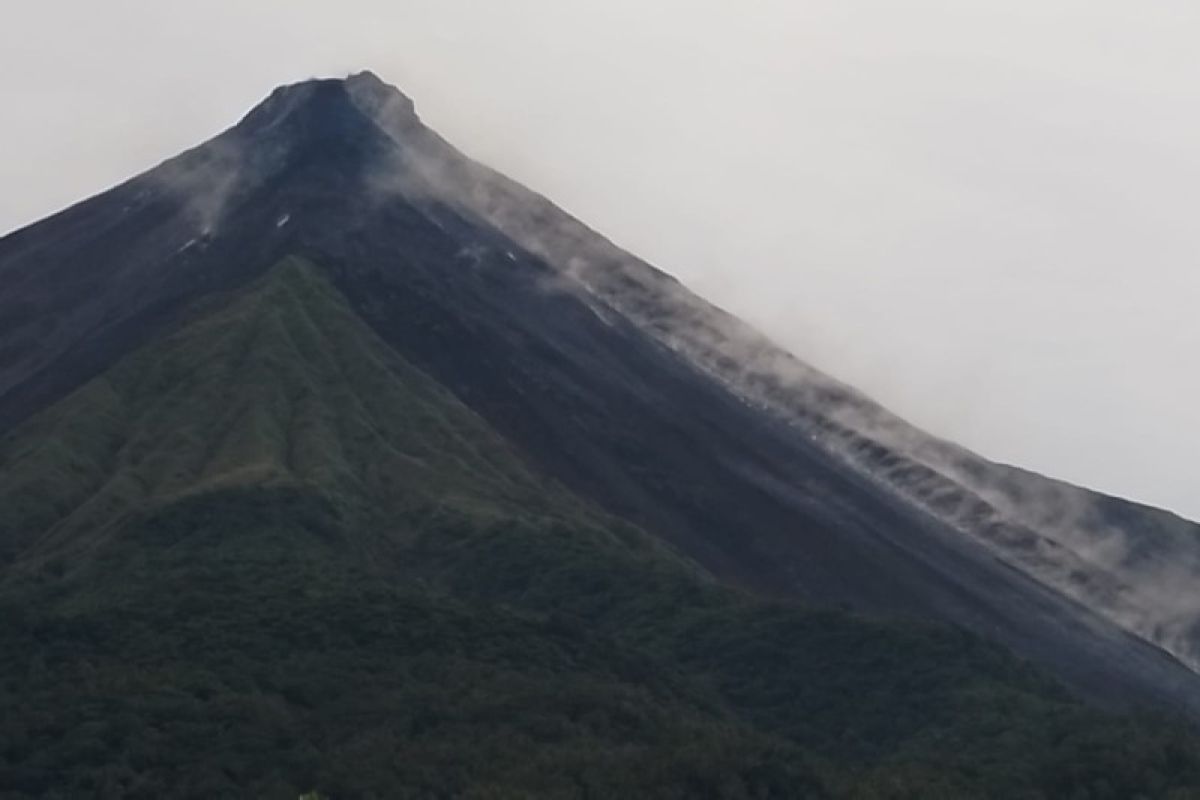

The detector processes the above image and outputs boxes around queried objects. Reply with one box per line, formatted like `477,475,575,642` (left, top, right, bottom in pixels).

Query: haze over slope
340,72,1200,676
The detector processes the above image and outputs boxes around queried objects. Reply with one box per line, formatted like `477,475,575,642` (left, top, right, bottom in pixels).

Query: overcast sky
2,1,1198,519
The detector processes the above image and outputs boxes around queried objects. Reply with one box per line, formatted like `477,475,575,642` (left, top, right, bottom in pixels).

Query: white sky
2,1,1198,519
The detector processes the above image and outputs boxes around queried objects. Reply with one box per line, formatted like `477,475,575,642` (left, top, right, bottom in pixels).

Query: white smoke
148,135,248,237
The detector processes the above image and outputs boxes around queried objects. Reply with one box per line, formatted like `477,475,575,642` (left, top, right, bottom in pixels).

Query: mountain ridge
2,70,1199,725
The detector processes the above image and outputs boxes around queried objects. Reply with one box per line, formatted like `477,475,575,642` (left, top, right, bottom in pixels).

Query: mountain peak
342,70,422,135
343,69,395,97
8,67,1200,796
232,70,420,150
346,68,385,84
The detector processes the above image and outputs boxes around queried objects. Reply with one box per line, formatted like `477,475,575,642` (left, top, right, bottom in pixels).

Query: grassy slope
1,259,1198,799
0,257,641,566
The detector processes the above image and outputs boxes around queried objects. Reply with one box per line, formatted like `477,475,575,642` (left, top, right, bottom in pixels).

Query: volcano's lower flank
1,73,1199,797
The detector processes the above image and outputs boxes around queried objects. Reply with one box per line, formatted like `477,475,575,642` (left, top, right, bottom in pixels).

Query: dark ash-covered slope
347,71,1200,677
1,71,1199,722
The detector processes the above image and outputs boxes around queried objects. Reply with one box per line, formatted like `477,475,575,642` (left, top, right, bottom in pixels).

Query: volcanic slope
2,73,1200,731
2,258,1200,797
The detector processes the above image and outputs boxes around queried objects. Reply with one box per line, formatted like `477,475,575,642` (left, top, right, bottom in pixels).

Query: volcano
2,71,1199,797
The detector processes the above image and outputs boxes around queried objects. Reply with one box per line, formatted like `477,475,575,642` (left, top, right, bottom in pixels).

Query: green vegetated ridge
0,258,1197,799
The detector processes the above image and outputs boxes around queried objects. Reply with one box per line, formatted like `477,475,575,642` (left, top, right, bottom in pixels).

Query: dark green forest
2,261,1198,798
